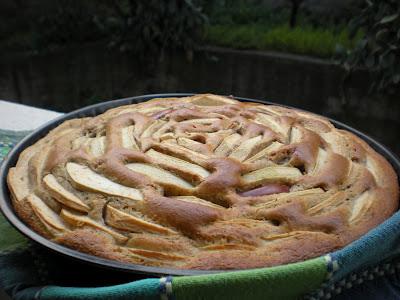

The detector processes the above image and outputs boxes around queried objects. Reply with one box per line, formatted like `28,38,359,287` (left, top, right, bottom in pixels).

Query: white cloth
0,100,62,131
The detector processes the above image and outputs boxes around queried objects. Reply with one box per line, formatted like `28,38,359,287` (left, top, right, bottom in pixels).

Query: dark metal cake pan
1,93,399,277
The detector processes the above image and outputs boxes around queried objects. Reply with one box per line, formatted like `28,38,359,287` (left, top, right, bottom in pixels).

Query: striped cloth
1,129,399,300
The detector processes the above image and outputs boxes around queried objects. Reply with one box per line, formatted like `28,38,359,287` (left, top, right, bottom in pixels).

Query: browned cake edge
6,95,399,270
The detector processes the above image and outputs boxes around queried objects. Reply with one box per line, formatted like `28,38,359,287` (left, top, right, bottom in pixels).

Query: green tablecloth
1,129,400,300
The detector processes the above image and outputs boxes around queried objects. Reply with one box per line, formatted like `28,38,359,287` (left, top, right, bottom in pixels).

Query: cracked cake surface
7,94,399,270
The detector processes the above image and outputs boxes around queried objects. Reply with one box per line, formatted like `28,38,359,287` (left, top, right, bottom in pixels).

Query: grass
204,24,362,58
0,5,361,59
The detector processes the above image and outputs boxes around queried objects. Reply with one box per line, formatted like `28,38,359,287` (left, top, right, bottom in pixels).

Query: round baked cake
7,94,399,270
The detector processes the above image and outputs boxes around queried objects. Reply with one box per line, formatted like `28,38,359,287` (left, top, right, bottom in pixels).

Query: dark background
0,2,400,300
0,0,399,154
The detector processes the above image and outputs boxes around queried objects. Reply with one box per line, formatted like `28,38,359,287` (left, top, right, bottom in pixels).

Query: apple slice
180,118,221,124
349,190,373,223
66,163,143,201
27,194,68,235
137,106,167,115
201,244,256,251
239,184,290,197
127,248,186,261
255,188,324,209
190,94,236,106
176,137,206,151
60,209,128,243
158,132,175,141
106,205,175,235
262,231,305,241
312,148,328,174
214,133,241,156
71,136,88,150
89,136,106,157
289,126,302,143
159,139,209,163
141,120,167,138
229,135,262,161
254,113,289,137
245,141,283,163
307,191,345,215
171,196,224,209
121,125,139,150
242,166,302,187
151,108,174,120
126,163,193,189
276,188,324,200
43,174,90,212
146,149,210,179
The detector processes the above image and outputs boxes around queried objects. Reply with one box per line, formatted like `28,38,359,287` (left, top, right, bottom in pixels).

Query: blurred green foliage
1,0,206,57
0,0,362,59
337,0,400,94
95,1,206,57
200,0,361,58
31,2,104,50
200,0,289,26
206,24,361,58
199,0,359,28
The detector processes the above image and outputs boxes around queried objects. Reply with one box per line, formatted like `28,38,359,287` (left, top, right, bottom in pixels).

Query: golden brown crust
7,94,399,270
55,228,127,262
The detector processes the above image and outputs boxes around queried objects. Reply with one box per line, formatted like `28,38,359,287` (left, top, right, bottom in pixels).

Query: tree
288,0,304,28
337,0,400,94
97,0,207,58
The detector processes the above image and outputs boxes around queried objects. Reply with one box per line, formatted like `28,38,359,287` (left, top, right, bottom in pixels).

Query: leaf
380,14,399,24
365,54,375,68
143,25,150,40
335,44,346,55
343,62,351,72
379,52,395,69
393,74,400,84
371,45,382,54
376,29,389,41
358,39,368,49
168,1,176,14
387,53,396,65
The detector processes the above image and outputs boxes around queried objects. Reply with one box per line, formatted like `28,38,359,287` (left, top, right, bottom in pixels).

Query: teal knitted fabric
0,130,30,254
173,257,327,300
1,129,400,300
40,279,161,300
0,129,328,300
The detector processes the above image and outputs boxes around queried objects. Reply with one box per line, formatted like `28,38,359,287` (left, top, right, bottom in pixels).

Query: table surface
0,100,61,300
0,100,397,300
0,100,62,131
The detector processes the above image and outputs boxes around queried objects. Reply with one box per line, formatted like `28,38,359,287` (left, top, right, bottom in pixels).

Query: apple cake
7,94,399,270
